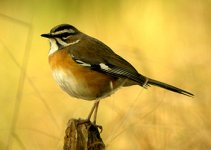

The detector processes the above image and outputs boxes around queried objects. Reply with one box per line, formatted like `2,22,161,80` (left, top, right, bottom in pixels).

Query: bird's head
41,24,81,55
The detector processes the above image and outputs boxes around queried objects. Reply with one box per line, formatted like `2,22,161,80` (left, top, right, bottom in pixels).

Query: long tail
146,78,194,97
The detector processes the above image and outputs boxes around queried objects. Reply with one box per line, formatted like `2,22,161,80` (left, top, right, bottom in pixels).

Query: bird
41,24,194,124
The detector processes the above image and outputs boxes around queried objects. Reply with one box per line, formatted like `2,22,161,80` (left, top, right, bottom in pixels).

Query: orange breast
48,49,124,100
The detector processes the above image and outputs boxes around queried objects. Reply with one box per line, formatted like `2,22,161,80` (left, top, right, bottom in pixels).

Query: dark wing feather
69,34,194,97
69,35,147,86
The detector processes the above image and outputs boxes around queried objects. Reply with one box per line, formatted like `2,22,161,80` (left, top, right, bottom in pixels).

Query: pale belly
52,69,126,100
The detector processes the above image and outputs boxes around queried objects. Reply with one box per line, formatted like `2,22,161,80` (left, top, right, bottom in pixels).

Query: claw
96,125,103,133
76,118,103,133
77,118,91,126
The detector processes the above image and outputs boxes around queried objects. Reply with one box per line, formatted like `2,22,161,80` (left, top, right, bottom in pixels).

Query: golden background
0,0,210,149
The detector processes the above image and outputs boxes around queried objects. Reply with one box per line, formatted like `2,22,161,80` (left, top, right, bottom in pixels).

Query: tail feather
147,78,194,97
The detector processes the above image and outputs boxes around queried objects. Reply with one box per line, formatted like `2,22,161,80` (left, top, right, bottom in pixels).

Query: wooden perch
64,119,105,150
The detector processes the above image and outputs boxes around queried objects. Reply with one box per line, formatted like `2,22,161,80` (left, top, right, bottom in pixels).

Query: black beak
41,33,53,38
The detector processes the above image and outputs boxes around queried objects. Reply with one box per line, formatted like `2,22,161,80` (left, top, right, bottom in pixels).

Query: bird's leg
91,100,102,131
93,100,100,124
87,100,98,121
78,100,102,131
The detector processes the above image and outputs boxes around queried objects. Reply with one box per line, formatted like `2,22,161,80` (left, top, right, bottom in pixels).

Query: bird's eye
60,32,71,40
52,29,77,39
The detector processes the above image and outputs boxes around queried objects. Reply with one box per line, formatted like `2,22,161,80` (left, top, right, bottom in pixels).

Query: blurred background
0,0,210,149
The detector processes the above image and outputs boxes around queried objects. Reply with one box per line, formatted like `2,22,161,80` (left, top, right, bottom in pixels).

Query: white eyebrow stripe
52,29,75,35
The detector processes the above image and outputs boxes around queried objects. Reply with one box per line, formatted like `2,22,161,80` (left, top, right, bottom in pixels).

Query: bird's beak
41,33,53,38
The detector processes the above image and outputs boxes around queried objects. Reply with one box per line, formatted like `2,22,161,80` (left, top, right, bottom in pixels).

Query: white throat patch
49,39,59,56
48,39,80,56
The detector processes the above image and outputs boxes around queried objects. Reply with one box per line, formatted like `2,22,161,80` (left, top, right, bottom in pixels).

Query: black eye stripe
50,24,79,38
53,32,76,38
58,32,71,37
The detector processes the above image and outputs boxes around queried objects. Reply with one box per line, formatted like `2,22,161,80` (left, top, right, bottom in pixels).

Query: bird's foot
77,118,103,133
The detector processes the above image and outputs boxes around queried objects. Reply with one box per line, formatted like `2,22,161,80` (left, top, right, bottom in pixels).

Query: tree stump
64,119,105,150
